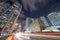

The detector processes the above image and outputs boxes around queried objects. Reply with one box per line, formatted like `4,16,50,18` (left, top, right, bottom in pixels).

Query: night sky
7,0,60,18
18,0,60,18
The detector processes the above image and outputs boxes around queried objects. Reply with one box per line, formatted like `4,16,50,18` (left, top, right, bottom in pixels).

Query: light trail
5,32,60,40
18,32,60,38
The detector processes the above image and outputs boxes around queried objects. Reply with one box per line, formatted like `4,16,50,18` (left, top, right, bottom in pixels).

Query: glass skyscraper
25,17,33,32
47,12,60,28
40,16,49,27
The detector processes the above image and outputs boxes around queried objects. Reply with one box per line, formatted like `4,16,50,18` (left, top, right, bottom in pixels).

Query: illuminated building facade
29,18,45,32
0,2,11,31
25,17,33,32
0,2,11,14
0,2,22,35
40,16,49,27
47,12,60,28
47,12,60,26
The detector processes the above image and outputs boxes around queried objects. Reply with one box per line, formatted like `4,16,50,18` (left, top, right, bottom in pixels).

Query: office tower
39,18,46,31
1,2,22,35
0,2,11,32
47,12,60,26
56,12,60,25
29,18,45,32
0,2,11,13
25,17,33,31
40,16,49,27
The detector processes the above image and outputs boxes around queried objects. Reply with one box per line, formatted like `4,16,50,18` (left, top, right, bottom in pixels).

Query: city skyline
0,1,60,40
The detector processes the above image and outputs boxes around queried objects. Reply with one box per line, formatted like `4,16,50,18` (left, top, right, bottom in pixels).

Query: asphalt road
30,36,60,40
0,35,60,40
22,36,60,40
14,36,60,40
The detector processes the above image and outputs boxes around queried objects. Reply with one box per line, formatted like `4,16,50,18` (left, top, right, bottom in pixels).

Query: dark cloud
21,0,53,11
19,0,60,17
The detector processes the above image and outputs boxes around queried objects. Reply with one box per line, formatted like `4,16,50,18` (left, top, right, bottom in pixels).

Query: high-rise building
0,2,11,13
47,12,60,28
40,16,49,27
25,17,33,31
29,18,45,32
47,12,58,26
1,2,22,35
0,2,11,32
